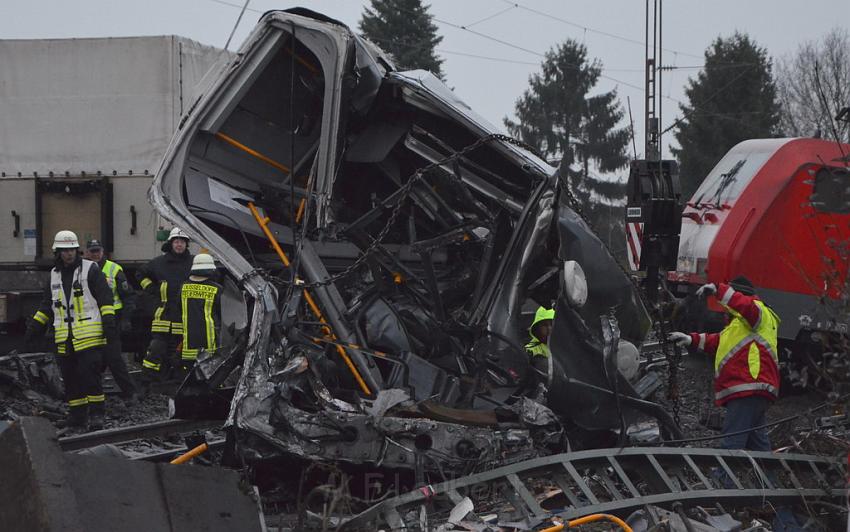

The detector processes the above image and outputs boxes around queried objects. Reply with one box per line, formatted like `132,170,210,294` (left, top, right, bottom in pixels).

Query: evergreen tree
505,40,630,260
504,40,629,173
359,0,444,79
672,33,781,199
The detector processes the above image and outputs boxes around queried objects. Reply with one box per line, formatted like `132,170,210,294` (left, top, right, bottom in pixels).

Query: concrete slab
0,417,264,532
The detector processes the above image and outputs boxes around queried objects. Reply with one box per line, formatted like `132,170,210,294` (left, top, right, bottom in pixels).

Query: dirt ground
657,351,848,455
2,349,845,450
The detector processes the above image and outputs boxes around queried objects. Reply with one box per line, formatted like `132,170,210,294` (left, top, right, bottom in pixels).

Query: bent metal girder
340,447,847,530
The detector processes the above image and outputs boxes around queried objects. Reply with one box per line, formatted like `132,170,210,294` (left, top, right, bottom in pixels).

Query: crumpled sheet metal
151,8,665,469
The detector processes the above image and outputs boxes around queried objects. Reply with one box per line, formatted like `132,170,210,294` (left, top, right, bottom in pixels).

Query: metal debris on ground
1,7,849,532
339,447,846,530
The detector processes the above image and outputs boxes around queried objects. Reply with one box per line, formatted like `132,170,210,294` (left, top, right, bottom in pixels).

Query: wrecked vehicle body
151,8,674,474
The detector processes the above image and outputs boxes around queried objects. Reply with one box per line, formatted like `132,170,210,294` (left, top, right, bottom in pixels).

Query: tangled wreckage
119,7,847,530
156,6,668,470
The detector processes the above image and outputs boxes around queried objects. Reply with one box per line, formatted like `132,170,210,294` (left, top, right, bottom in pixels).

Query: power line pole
644,0,662,162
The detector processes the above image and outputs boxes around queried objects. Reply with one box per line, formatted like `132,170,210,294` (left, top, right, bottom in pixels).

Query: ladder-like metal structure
341,447,847,530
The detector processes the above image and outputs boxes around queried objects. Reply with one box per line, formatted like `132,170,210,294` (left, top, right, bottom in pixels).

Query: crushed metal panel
152,8,666,472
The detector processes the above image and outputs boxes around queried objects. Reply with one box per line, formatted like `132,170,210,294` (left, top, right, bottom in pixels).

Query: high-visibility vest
180,281,221,360
50,260,109,354
101,259,124,310
714,300,780,404
525,341,550,358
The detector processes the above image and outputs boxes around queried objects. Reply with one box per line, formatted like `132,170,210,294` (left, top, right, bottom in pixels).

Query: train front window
691,151,772,207
811,167,850,214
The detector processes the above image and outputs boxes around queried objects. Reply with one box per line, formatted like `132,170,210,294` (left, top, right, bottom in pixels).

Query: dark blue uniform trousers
721,395,772,451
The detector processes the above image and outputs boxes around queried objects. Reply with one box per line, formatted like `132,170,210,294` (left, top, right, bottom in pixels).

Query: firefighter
137,228,193,382
525,306,555,384
668,276,780,451
180,254,222,366
24,230,116,432
84,239,138,403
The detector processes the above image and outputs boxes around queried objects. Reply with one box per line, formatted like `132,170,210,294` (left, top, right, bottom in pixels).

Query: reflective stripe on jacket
101,259,124,310
50,259,111,353
138,250,193,335
689,283,780,406
151,281,174,334
181,279,222,361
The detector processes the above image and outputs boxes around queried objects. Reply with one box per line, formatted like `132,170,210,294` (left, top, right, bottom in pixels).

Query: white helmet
191,253,216,273
168,227,189,242
52,230,80,250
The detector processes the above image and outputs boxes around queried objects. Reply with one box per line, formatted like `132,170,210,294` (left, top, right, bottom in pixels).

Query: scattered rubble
152,7,674,477
1,7,849,531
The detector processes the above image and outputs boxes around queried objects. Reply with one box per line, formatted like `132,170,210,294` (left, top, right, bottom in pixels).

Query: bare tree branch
777,28,850,142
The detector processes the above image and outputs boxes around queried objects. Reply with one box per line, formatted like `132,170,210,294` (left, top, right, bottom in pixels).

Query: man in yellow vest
24,230,116,433
525,306,555,385
180,254,222,368
668,276,780,451
84,239,138,403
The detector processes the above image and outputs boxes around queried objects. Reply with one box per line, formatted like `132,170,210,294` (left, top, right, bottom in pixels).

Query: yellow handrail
215,132,291,174
247,202,372,396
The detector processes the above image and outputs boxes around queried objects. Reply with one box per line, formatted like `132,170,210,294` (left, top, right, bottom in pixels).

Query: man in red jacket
668,276,780,451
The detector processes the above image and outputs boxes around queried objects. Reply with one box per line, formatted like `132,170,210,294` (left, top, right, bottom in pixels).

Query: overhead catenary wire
223,0,251,51
203,0,746,78
401,6,650,93
206,0,752,76
208,0,262,15
204,1,773,154
661,63,756,135
462,3,517,28
369,35,646,71
501,0,702,60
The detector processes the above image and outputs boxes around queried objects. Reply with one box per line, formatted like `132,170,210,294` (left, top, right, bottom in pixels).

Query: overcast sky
3,0,844,169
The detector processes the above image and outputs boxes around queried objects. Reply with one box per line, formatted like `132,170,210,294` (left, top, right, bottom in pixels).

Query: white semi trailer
0,36,229,335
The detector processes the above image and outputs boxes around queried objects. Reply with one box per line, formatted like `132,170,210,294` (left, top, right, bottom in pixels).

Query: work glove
23,325,35,347
102,314,117,340
143,280,159,297
23,320,43,351
695,283,717,298
667,332,692,347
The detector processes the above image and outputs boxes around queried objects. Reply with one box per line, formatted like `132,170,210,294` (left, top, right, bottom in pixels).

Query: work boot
138,381,152,397
88,402,106,432
120,392,140,407
171,363,190,383
56,406,88,435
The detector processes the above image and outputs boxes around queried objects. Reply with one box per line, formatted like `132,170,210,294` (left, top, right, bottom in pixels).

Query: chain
282,133,543,289
655,317,681,425
558,173,653,308
560,168,686,428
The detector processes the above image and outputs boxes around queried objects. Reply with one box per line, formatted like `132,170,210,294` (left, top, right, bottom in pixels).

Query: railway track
58,418,223,456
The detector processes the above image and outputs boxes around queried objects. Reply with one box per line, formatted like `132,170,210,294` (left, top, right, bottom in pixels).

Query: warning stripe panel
626,222,644,271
